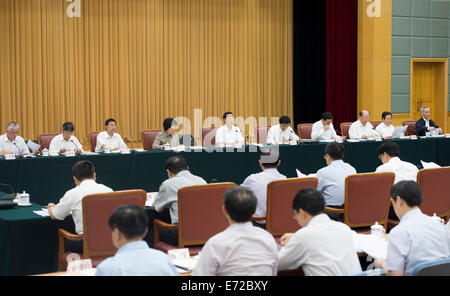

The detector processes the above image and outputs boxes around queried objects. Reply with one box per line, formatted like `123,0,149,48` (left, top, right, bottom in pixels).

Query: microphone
124,137,133,149
70,139,82,155
13,142,23,157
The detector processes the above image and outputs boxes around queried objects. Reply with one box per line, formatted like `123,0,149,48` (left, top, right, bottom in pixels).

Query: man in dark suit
415,106,440,137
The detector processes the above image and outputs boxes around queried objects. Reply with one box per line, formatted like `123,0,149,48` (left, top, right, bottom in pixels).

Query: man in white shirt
49,122,84,154
311,112,339,142
47,160,113,253
348,110,378,139
376,181,450,276
277,188,362,276
375,141,418,184
266,116,299,144
0,121,31,156
375,112,395,139
215,112,245,147
241,148,286,227
95,118,127,152
192,187,278,276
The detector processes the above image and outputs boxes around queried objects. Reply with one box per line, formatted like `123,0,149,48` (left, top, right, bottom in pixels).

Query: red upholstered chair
325,172,395,233
340,122,353,139
252,178,318,242
255,126,271,144
417,167,450,219
201,127,218,147
297,123,313,139
89,132,99,152
38,133,58,152
403,121,417,136
141,130,162,150
58,190,146,271
371,122,381,130
153,182,236,256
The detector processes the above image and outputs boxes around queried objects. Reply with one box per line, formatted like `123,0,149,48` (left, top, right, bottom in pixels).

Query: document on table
352,231,388,259
146,192,158,207
420,160,441,169
171,256,199,272
296,169,316,178
33,208,50,217
27,140,41,153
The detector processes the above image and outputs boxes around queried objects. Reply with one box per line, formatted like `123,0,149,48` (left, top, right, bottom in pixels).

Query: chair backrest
255,126,271,144
417,167,450,217
89,132,99,152
297,123,313,139
38,133,59,151
266,178,318,236
411,258,450,276
141,130,162,150
340,122,353,138
82,190,147,259
343,173,395,229
177,183,236,247
371,122,381,130
403,121,416,136
201,127,218,147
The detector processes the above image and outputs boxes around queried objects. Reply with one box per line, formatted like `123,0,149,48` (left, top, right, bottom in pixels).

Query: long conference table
1,137,449,275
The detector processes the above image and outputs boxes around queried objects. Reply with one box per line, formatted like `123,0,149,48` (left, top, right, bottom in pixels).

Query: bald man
348,110,378,140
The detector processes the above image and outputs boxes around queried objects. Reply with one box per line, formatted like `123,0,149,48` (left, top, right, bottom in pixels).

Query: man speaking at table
0,121,31,156
415,106,441,137
348,110,378,139
49,122,84,154
95,118,128,152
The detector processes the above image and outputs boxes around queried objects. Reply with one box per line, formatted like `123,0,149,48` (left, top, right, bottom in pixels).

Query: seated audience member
47,160,113,253
49,122,84,154
152,118,180,150
266,116,299,144
0,121,31,156
377,181,450,276
375,141,418,184
241,148,286,227
348,110,378,139
95,204,177,276
215,112,245,147
192,187,278,276
150,156,207,246
415,106,441,137
311,112,339,142
95,118,127,152
375,112,395,138
277,188,362,276
316,143,356,216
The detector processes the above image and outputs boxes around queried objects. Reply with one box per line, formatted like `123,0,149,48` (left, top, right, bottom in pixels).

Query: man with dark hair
47,160,112,253
192,187,278,276
215,111,245,147
415,106,441,137
49,122,83,154
376,181,450,276
151,156,206,245
241,148,286,227
375,111,395,138
266,115,299,144
152,118,180,150
375,141,418,184
311,112,339,141
277,188,361,276
316,142,356,210
95,204,177,276
95,118,127,152
348,110,377,139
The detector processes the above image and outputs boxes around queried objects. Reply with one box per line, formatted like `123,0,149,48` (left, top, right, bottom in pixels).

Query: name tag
65,151,76,157
375,137,382,142
445,134,450,138
410,135,418,140
120,149,131,154
4,154,16,160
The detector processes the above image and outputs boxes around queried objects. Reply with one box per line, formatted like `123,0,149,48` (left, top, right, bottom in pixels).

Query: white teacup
18,192,30,205
371,222,385,239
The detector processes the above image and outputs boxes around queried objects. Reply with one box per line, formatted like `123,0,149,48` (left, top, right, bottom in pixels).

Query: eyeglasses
378,155,383,160
323,155,327,160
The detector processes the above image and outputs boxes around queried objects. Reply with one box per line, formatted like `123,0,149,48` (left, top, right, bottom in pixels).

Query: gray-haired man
0,122,30,156
415,106,440,137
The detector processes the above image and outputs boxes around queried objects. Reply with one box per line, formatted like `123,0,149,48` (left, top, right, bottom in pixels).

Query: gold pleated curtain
0,0,293,145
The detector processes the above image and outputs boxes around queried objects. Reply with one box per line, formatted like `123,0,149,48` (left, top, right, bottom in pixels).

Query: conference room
0,0,450,280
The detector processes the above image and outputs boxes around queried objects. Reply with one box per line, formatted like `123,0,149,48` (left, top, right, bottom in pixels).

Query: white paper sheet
296,169,316,178
27,140,41,153
420,160,441,169
352,231,388,259
146,192,158,207
33,208,50,217
171,257,198,271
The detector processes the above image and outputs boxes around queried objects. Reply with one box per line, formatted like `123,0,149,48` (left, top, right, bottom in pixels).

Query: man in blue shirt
96,204,178,276
378,181,450,276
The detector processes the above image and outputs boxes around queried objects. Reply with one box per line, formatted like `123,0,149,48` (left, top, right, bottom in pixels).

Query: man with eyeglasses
0,121,32,156
311,112,340,141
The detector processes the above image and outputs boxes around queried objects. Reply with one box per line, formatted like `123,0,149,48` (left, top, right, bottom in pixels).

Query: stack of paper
33,208,50,217
420,160,441,169
296,169,317,178
171,257,199,272
352,231,388,259
146,192,157,207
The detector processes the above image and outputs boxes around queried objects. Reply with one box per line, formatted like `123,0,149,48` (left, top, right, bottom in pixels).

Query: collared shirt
386,208,450,275
49,134,84,154
241,168,286,218
316,160,357,206
52,179,113,234
95,241,178,276
153,170,207,224
311,120,338,141
215,125,245,146
192,222,278,276
95,131,127,152
266,125,299,144
375,157,418,184
152,131,180,150
375,122,395,138
277,214,362,276
348,120,378,139
0,134,29,156
423,117,430,129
